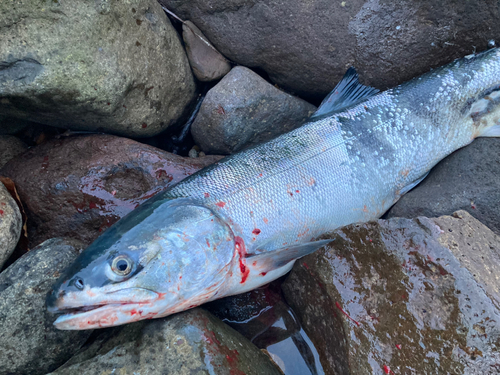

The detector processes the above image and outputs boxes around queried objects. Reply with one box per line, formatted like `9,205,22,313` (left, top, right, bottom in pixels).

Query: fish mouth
49,288,163,330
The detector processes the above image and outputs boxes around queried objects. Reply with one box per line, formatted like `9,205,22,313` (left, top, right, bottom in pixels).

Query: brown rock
183,21,231,82
282,212,500,374
0,134,222,247
159,0,500,100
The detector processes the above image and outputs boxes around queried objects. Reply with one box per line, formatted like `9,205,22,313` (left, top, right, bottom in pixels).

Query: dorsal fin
310,67,379,120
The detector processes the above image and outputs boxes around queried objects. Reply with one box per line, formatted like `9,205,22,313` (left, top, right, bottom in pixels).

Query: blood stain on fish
216,201,226,208
235,236,249,283
252,228,261,235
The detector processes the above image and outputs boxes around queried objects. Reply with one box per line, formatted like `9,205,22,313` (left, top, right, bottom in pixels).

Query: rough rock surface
0,238,92,375
159,0,500,100
191,66,316,154
282,211,500,374
183,21,231,82
0,135,27,168
0,0,196,137
0,134,222,247
387,138,500,235
0,181,22,269
49,308,282,375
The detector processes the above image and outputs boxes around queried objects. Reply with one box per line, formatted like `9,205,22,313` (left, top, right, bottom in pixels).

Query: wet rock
0,0,196,137
0,181,22,269
205,281,324,375
0,135,27,169
0,238,92,375
282,211,500,374
191,66,316,154
0,134,222,247
159,0,500,100
387,138,500,235
49,308,282,375
183,21,231,82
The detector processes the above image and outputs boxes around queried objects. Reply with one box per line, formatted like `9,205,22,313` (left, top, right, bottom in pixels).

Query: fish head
47,197,235,330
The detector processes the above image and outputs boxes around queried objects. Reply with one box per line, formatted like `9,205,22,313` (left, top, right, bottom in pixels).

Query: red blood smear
142,123,147,128
206,239,210,248
260,272,267,276
296,190,300,193
235,236,249,283
263,217,269,224
383,365,394,374
302,262,310,270
396,344,402,350
252,228,261,235
0,210,3,215
216,201,226,208
204,192,210,198
335,301,360,327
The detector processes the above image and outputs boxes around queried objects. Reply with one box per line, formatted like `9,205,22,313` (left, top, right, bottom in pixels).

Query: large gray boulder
283,211,500,374
0,238,92,375
191,66,316,154
0,0,196,137
159,0,500,100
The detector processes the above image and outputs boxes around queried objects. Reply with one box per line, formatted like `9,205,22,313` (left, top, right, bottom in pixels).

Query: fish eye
73,277,84,290
111,255,133,276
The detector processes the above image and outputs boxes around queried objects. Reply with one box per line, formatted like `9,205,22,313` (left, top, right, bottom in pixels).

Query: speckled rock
0,238,92,375
159,0,500,101
191,66,316,154
0,0,196,137
0,135,27,168
0,181,21,269
386,138,500,235
183,21,231,82
48,308,282,375
283,211,500,374
0,134,222,247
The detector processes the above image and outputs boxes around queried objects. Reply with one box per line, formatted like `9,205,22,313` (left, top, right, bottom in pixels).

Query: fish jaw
49,287,164,330
54,301,161,330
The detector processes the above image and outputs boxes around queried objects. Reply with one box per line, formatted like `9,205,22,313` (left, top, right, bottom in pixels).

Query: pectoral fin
248,239,332,273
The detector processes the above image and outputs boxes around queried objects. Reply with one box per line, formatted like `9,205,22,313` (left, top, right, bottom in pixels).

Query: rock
191,66,316,154
0,116,30,135
0,134,222,247
0,135,27,169
159,0,500,100
282,211,500,374
49,308,282,375
386,138,500,235
183,21,231,82
0,180,22,269
0,238,92,375
0,0,196,137
205,281,324,375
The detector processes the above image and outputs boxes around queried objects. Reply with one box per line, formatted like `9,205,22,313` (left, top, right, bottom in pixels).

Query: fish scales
47,48,500,329
166,48,500,255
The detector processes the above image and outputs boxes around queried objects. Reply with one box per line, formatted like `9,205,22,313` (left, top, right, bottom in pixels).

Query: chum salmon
47,48,500,329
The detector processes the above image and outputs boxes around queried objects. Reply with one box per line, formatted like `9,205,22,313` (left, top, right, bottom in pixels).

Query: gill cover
46,195,235,329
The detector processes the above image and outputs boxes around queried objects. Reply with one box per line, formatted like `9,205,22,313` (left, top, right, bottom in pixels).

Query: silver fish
47,48,500,329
